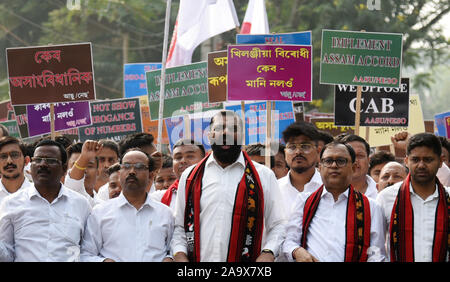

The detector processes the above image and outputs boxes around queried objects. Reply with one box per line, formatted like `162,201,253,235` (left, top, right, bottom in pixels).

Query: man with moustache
80,148,174,262
172,110,286,262
377,133,449,262
107,163,122,199
0,137,32,204
0,139,91,261
282,141,386,262
151,139,205,210
376,161,408,192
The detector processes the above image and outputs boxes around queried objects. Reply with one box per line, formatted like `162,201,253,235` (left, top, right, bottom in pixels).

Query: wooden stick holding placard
184,114,191,140
50,103,56,140
265,101,272,168
354,30,366,136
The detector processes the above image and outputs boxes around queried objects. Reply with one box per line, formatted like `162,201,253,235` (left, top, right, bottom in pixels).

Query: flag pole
157,0,172,151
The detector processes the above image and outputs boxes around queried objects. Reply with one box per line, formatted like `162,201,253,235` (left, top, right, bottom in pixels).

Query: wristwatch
261,249,274,255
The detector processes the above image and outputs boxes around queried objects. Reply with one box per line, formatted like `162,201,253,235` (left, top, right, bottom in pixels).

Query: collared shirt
80,192,174,262
64,169,103,207
0,184,91,262
0,177,33,204
364,175,378,199
278,169,323,217
95,183,110,202
150,189,177,211
282,187,387,262
376,181,450,262
172,152,287,261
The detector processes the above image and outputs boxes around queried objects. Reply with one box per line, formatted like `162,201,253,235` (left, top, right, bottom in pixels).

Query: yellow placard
358,94,424,147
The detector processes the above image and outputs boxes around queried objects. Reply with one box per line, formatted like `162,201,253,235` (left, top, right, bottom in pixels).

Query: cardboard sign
0,120,20,138
358,94,425,147
0,100,15,121
124,63,161,98
320,30,403,87
7,43,96,105
207,51,228,103
139,96,169,144
225,101,295,145
334,78,409,127
434,111,449,137
310,117,355,137
227,44,312,101
146,62,222,120
236,31,312,45
165,116,212,152
78,98,142,142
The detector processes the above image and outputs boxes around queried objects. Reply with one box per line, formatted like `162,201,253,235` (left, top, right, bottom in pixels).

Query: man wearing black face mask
172,110,286,262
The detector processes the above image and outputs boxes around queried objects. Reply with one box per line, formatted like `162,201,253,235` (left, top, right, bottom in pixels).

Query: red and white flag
240,0,269,34
166,0,239,68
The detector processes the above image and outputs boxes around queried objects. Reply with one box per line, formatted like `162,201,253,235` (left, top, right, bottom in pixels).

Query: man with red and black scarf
377,133,449,262
172,110,286,262
283,141,387,262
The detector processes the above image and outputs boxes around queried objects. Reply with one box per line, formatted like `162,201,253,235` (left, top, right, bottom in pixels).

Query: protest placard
358,94,424,147
225,101,295,145
124,63,162,98
310,117,355,137
207,51,228,103
227,44,312,101
139,96,169,144
320,30,403,87
78,98,142,142
334,78,409,127
236,31,312,45
0,120,20,138
147,62,222,120
165,115,212,152
7,43,96,105
434,111,449,137
0,100,14,121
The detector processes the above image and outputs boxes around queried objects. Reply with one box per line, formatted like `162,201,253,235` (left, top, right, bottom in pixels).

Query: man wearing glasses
0,139,91,262
80,148,174,262
282,141,386,262
0,136,33,204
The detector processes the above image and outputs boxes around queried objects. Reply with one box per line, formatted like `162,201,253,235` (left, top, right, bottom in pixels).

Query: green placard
146,62,222,120
320,30,403,87
0,120,20,138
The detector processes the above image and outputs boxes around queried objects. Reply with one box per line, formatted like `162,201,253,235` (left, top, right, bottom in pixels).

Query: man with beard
80,148,174,262
283,141,386,262
0,137,33,204
151,139,205,210
0,139,91,261
172,110,286,262
377,133,449,262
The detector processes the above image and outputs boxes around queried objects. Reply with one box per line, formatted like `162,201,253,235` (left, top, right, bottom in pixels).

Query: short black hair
66,142,83,160
107,163,121,175
34,139,68,170
438,136,450,153
320,141,356,164
335,134,370,157
407,133,442,157
173,138,206,157
0,136,27,157
161,154,173,169
119,133,155,157
317,130,334,145
282,121,320,144
245,143,275,168
369,151,395,174
120,147,156,172
55,135,73,149
99,139,120,158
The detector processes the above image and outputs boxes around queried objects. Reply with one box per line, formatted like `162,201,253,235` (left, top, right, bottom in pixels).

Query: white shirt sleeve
0,199,15,262
171,167,191,256
80,208,106,262
367,198,387,262
281,193,306,262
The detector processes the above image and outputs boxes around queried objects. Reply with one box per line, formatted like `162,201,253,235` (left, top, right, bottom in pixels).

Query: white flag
240,0,269,34
166,0,239,68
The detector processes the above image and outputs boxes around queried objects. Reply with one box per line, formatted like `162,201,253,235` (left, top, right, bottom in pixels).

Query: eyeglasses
285,143,315,154
31,157,61,165
120,163,149,171
320,158,349,168
0,151,22,161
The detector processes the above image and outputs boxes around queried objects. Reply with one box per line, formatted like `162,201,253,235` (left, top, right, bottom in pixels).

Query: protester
94,140,120,201
377,133,449,262
438,136,449,167
151,138,205,210
107,163,122,199
336,134,378,199
245,143,273,166
245,143,288,179
80,148,174,262
154,154,177,191
272,144,289,179
0,139,91,262
0,136,32,204
369,151,396,183
172,110,286,262
316,130,334,159
282,141,386,262
376,161,408,191
64,141,103,207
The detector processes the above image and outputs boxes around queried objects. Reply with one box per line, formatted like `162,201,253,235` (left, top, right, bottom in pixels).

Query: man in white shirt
377,133,449,262
0,136,33,204
80,148,174,262
0,139,91,262
172,111,286,262
283,141,386,262
336,134,378,199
